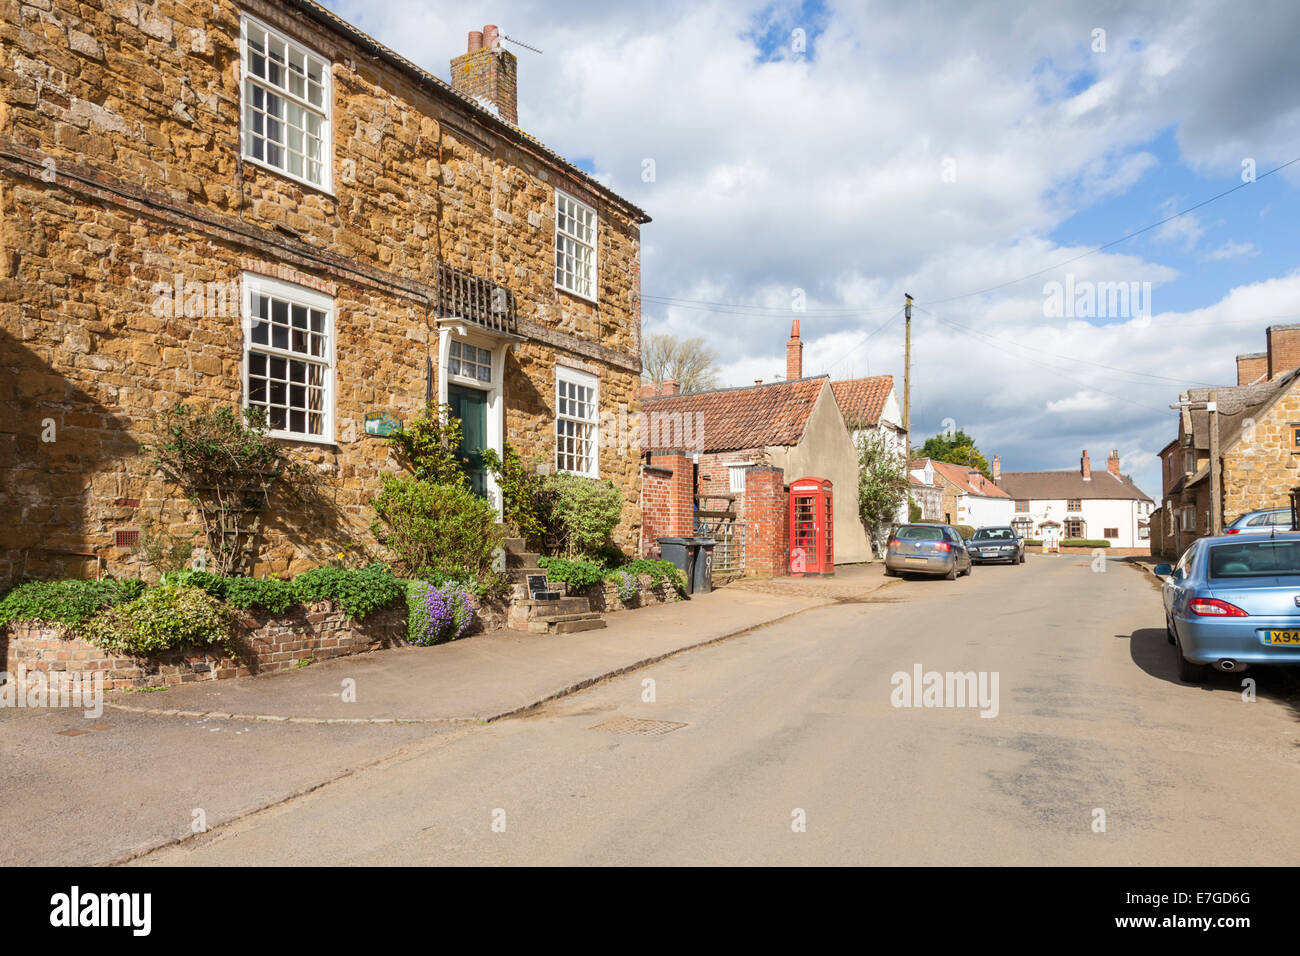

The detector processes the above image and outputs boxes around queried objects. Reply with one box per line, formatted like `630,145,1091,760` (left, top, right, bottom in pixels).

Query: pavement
1,566,891,865
135,552,1300,866
102,574,877,723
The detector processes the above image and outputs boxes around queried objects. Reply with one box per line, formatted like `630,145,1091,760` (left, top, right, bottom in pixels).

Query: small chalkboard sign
364,412,401,437
527,574,559,601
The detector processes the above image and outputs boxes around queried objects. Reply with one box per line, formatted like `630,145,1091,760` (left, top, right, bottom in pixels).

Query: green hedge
0,578,145,630
1063,539,1111,548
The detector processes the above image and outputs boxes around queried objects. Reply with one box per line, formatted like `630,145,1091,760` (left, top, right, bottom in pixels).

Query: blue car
1156,534,1300,682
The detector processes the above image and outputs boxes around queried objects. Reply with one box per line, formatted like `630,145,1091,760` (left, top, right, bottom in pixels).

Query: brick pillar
744,466,788,577
641,450,694,557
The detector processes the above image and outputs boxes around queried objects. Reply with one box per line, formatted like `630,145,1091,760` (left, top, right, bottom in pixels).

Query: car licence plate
1263,630,1300,645
906,557,928,565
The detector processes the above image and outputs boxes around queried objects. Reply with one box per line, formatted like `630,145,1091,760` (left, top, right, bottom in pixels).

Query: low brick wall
584,575,681,614
2,600,407,690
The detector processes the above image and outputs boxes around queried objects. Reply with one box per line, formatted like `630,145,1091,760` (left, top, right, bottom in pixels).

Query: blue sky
322,0,1300,499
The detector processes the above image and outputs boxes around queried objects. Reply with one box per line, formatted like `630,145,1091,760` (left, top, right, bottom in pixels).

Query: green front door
448,383,488,497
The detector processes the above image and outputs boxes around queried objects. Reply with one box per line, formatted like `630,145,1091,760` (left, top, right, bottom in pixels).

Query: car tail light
1188,598,1249,617
934,542,952,552
1225,528,1240,534
888,539,900,551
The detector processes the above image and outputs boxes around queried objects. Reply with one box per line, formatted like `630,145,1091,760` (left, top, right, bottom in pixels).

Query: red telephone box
789,477,833,576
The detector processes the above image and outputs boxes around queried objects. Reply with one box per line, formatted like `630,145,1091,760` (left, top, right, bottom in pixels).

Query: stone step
528,610,601,625
521,597,591,616
503,537,527,553
505,551,543,570
526,615,607,635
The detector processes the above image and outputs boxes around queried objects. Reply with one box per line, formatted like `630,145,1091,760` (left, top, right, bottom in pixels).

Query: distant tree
916,429,991,478
857,432,911,557
642,333,719,393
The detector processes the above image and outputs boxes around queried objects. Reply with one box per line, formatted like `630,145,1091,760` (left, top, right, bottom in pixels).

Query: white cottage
995,449,1155,547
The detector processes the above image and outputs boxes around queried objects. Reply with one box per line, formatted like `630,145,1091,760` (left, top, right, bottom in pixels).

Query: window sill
266,429,338,447
241,153,334,198
554,283,598,306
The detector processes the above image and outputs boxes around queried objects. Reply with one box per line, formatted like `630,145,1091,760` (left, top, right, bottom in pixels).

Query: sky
321,0,1300,500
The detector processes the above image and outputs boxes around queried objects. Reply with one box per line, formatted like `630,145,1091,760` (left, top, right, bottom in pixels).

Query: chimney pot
467,30,483,52
483,24,500,49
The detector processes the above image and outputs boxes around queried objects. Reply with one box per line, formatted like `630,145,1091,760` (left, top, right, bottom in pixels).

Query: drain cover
590,716,687,736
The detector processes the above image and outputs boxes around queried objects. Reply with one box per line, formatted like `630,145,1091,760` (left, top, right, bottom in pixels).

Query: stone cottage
0,2,650,584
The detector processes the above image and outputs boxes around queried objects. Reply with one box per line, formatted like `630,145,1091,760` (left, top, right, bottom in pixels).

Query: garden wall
584,575,681,614
3,600,407,690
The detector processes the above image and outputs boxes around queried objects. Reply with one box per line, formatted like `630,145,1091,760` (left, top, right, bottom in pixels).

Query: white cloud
1047,391,1114,413
1204,240,1258,261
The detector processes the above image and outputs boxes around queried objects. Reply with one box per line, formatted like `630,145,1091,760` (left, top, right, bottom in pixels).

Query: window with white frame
243,273,334,441
556,367,598,476
728,463,753,493
449,341,492,383
241,16,331,189
555,191,596,299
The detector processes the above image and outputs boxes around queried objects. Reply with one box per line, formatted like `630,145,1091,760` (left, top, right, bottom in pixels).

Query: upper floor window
243,272,334,443
241,16,331,190
555,191,597,300
1015,499,1029,512
1066,498,1083,512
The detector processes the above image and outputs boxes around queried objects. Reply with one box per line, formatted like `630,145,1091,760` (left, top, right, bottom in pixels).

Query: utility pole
903,293,912,446
1207,390,1221,535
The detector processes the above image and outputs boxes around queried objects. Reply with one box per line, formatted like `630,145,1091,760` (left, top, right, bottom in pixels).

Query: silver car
1225,508,1295,535
968,526,1025,564
884,523,973,580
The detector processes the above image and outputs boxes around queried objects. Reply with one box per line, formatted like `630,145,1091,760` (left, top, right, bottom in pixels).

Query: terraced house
0,1,650,585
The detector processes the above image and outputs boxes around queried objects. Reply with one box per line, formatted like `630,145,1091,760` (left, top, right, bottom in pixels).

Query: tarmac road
135,555,1300,866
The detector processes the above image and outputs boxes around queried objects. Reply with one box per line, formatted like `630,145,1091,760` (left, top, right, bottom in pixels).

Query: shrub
1062,539,1111,548
415,568,508,603
0,579,143,630
406,580,475,646
953,525,976,540
222,577,295,613
610,569,638,602
616,559,687,594
82,585,235,656
537,556,607,591
387,404,470,487
542,473,624,558
370,477,503,578
290,563,406,620
480,442,547,539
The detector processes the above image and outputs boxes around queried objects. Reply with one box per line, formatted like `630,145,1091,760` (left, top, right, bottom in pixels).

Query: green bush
387,404,470,487
0,578,143,630
1024,539,1043,547
82,585,235,656
613,559,687,594
222,577,295,613
370,476,503,577
480,442,547,539
414,568,508,603
542,473,624,558
1062,539,1111,548
537,556,608,591
290,563,406,620
953,525,976,540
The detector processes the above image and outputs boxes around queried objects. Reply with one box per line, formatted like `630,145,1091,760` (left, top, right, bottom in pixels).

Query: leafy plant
915,429,991,477
370,477,503,577
149,405,308,576
611,569,638,602
536,555,607,591
290,563,406,620
541,473,624,558
480,442,547,539
388,404,470,486
908,497,922,522
129,516,195,577
615,559,687,594
82,585,236,656
222,577,295,613
0,579,143,630
857,432,911,557
405,580,475,646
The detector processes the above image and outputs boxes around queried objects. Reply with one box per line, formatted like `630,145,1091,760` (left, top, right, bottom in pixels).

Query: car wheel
945,565,958,581
1178,649,1208,683
963,561,973,576
883,566,897,577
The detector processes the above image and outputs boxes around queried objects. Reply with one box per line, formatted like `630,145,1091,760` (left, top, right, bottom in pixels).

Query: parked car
1155,534,1300,682
1225,507,1295,534
884,523,972,580
968,526,1025,564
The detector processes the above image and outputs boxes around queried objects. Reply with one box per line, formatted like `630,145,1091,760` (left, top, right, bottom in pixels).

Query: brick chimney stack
661,379,680,396
451,24,518,125
1236,352,1267,385
1081,449,1091,481
786,319,803,381
1107,449,1121,477
991,454,1001,481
